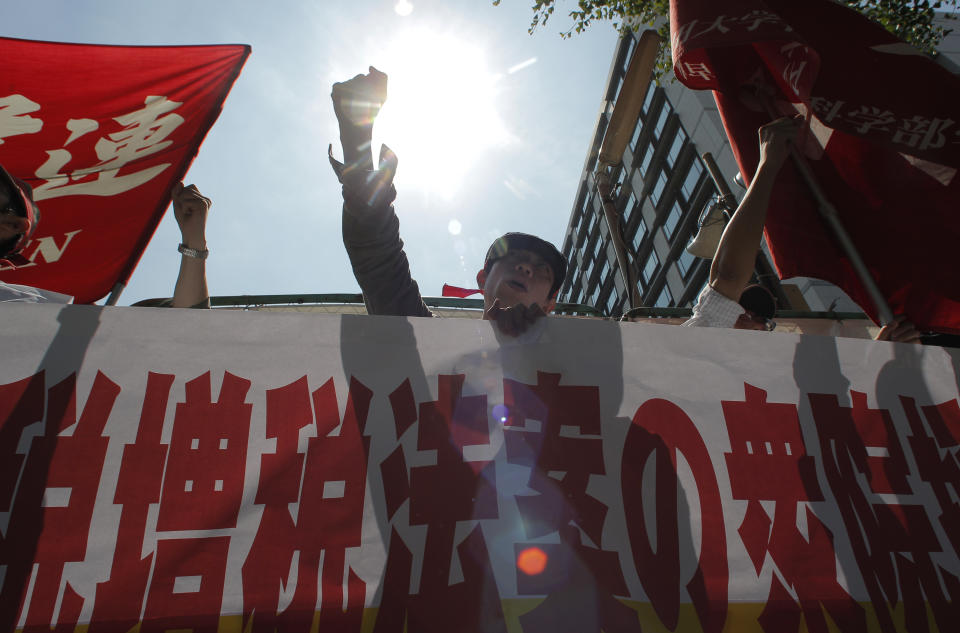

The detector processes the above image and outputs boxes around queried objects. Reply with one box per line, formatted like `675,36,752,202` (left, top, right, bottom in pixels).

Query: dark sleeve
329,145,433,318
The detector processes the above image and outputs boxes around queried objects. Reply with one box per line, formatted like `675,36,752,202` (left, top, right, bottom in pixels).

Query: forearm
172,237,209,309
340,124,374,173
709,158,781,300
343,204,431,318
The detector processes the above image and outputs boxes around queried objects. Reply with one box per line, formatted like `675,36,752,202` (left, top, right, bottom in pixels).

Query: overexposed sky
6,0,619,304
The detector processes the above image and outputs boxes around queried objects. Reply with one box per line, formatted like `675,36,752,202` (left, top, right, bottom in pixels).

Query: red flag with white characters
669,0,960,333
0,37,249,303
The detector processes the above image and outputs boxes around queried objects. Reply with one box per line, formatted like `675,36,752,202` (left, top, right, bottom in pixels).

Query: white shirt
0,281,73,304
681,284,743,329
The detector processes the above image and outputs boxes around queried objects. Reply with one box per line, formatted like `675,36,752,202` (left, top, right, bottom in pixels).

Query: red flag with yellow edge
669,0,960,333
0,37,249,303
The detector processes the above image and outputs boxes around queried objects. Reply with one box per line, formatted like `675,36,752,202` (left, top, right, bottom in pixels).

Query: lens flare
517,547,548,575
492,403,509,424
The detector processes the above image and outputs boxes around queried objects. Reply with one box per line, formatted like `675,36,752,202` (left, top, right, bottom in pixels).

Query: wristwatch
178,243,209,259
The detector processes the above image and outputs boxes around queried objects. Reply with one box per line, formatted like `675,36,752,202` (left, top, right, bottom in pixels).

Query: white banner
1,304,958,632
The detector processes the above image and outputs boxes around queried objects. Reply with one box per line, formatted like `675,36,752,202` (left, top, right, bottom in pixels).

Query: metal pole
784,145,894,325
596,168,643,309
757,97,894,325
105,281,125,306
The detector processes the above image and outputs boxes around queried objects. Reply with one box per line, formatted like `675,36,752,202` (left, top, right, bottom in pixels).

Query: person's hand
874,314,922,344
757,116,802,171
331,66,388,129
172,182,211,249
484,299,547,337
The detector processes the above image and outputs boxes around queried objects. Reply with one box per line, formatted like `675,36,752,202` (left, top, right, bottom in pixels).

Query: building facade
556,31,840,317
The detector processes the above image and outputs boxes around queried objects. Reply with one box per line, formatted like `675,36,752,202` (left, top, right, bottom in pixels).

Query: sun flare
372,28,511,199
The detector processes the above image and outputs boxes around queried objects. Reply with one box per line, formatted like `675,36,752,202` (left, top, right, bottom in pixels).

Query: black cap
738,284,776,320
484,232,567,298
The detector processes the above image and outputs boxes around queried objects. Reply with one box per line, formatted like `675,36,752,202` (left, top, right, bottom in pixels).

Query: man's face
0,178,30,243
476,249,556,312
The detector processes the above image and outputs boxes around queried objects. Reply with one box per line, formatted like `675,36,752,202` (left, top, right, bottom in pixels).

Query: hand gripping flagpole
595,30,660,310
759,101,894,325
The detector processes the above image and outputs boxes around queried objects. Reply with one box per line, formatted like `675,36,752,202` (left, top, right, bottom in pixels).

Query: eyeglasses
745,311,776,331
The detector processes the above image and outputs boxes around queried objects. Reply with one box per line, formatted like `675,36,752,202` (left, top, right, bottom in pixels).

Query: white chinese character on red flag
893,116,955,152
33,95,184,201
680,62,714,82
844,105,896,135
738,10,791,32
695,15,735,38
809,96,845,124
0,94,44,143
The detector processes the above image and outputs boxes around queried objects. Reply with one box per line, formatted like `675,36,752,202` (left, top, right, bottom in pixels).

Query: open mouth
506,279,528,292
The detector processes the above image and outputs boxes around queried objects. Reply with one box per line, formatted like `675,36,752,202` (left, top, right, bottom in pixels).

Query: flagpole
758,101,894,325
594,30,661,310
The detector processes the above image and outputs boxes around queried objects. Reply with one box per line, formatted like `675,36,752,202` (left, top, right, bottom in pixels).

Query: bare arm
709,117,799,301
171,182,211,309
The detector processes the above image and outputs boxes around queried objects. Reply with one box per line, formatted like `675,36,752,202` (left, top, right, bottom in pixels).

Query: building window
666,129,686,168
590,282,602,306
625,193,639,225
663,201,683,239
630,120,643,150
654,285,674,307
632,217,648,252
606,290,619,316
599,256,610,282
641,84,655,118
614,166,627,194
650,170,668,207
654,104,671,139
642,250,660,286
677,248,697,278
639,144,654,176
682,160,704,200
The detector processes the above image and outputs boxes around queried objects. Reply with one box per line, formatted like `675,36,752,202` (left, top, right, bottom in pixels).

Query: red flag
442,283,481,298
669,0,960,333
0,37,249,303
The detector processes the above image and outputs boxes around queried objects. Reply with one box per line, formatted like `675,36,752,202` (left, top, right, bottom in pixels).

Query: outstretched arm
171,182,211,309
709,117,799,301
330,67,432,318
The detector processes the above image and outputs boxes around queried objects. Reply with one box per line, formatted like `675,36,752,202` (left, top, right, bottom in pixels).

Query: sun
371,27,511,199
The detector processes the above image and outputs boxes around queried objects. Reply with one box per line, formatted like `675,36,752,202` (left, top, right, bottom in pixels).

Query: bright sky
8,0,619,305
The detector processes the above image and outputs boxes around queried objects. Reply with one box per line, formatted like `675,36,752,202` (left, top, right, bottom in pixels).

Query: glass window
641,84,655,117
650,171,668,207
599,256,609,282
614,166,626,192
682,160,703,200
654,285,674,308
632,217,648,252
640,145,654,176
591,282,602,306
654,104,671,139
625,193,638,224
630,120,643,150
677,248,696,278
666,129,686,167
663,201,683,238
642,251,660,285
606,290,618,315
